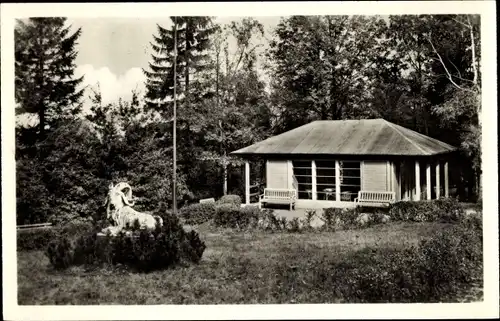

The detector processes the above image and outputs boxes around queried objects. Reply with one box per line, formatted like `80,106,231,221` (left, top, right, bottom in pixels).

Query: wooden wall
362,161,389,191
266,160,289,189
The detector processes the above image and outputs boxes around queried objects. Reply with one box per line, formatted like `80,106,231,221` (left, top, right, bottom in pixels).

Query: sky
69,17,281,110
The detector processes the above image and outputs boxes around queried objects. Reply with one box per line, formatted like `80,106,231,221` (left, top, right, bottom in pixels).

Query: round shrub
46,236,75,270
181,230,206,264
217,194,242,208
213,203,244,229
432,198,465,222
58,221,96,238
180,202,217,225
240,206,262,228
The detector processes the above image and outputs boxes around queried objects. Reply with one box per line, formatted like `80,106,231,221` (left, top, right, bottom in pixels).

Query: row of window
292,160,361,201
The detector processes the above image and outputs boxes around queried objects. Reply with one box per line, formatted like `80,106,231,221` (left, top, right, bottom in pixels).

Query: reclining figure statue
100,182,164,236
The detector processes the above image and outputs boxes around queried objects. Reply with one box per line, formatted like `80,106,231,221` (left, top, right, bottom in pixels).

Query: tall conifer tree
15,18,84,139
143,16,218,118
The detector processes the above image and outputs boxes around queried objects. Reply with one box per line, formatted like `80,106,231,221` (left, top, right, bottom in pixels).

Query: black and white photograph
2,1,498,320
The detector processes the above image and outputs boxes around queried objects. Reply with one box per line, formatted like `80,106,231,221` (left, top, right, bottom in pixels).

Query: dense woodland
15,15,481,225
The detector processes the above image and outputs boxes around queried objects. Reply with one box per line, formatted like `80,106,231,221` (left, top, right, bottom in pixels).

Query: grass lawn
17,221,480,305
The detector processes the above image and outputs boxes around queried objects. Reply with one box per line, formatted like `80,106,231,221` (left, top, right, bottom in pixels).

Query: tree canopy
15,14,483,225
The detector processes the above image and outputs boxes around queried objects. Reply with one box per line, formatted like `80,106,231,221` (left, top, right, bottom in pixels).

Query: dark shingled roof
231,119,456,156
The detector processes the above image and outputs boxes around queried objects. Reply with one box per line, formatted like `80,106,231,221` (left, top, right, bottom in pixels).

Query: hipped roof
231,119,456,157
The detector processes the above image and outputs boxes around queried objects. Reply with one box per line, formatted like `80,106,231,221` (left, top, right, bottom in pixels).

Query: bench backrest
263,188,296,199
358,191,395,202
199,198,215,204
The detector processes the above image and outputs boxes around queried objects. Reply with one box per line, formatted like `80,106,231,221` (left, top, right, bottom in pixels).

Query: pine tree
15,18,84,139
143,16,218,118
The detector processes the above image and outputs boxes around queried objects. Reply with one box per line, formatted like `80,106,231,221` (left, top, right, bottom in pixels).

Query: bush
257,209,282,231
321,207,360,230
213,203,246,229
217,194,242,208
240,206,262,229
46,236,75,270
304,209,316,226
273,217,482,303
432,198,466,222
287,218,302,233
418,221,482,294
180,202,217,225
45,214,206,272
17,221,96,252
389,198,465,223
312,217,482,302
17,228,58,251
16,157,52,225
58,221,96,237
181,230,206,264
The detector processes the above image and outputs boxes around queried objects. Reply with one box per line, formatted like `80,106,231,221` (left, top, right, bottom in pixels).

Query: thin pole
173,17,178,215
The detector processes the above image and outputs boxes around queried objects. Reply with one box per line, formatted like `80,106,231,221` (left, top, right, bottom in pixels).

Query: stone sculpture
100,182,163,236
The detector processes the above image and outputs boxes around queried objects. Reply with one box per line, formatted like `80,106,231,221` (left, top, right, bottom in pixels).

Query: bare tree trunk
38,106,45,140
223,153,228,196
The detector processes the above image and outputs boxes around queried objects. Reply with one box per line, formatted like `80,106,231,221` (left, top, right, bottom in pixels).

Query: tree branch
467,15,478,86
452,17,470,29
427,35,474,93
447,56,462,79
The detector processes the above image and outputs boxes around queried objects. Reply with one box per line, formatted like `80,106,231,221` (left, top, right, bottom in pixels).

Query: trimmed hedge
17,222,95,252
217,194,242,208
45,214,206,272
17,228,58,251
179,202,217,225
213,203,246,229
389,198,465,222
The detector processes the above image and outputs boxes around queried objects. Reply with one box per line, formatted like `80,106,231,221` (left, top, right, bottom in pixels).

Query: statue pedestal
96,230,140,238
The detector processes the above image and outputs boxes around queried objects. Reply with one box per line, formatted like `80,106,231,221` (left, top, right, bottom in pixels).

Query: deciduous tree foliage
267,16,387,133
201,18,271,195
16,15,483,225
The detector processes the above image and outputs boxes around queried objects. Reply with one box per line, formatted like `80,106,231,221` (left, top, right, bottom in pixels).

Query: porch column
426,162,431,200
245,160,250,205
335,160,340,202
391,162,398,194
415,160,421,201
444,161,449,197
436,161,441,199
311,160,317,200
398,161,402,201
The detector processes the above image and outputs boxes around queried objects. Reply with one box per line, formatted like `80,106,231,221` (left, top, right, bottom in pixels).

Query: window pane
340,161,361,169
297,183,312,200
294,168,312,176
296,176,312,184
315,160,335,168
316,168,335,177
342,169,360,177
317,176,335,185
292,160,311,168
317,189,336,200
342,177,361,186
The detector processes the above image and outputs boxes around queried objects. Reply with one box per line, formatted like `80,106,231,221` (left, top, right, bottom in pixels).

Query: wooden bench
259,188,297,210
354,191,395,208
199,198,215,204
17,223,53,231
